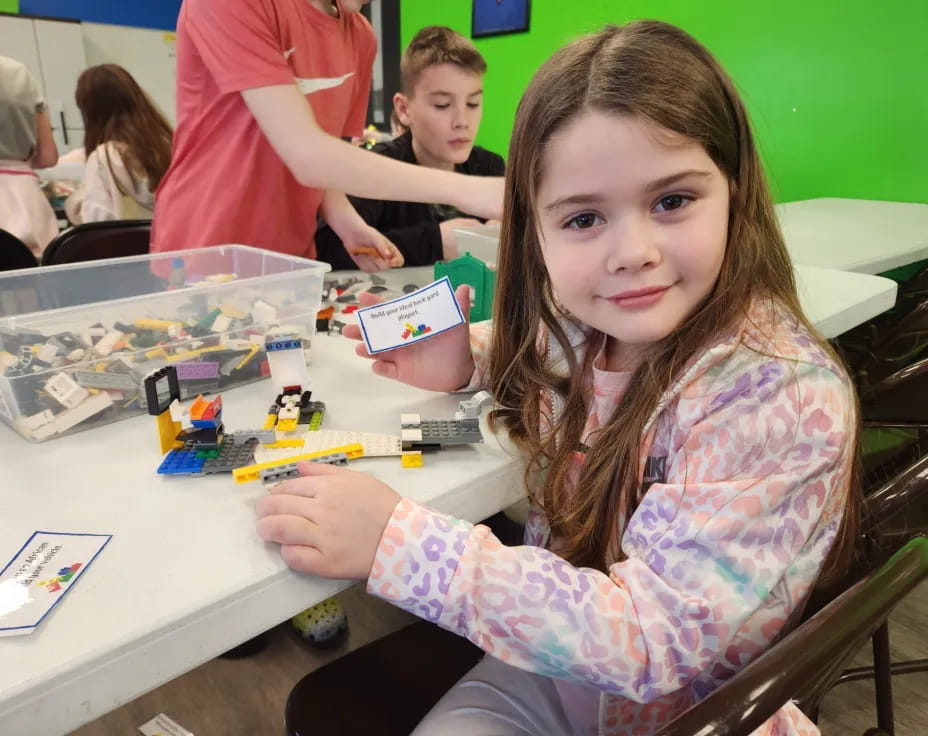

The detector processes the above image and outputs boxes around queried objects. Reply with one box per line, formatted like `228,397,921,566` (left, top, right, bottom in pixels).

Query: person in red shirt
152,0,503,272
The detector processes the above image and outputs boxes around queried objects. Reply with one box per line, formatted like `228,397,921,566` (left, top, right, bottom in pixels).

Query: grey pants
411,655,599,736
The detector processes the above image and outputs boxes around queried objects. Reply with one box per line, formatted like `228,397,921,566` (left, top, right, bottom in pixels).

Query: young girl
256,21,859,736
65,64,172,224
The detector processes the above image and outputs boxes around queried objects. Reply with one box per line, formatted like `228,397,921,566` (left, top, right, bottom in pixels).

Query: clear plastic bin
0,245,330,441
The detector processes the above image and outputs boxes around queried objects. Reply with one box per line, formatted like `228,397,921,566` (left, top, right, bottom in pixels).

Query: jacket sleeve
79,145,120,223
367,359,854,702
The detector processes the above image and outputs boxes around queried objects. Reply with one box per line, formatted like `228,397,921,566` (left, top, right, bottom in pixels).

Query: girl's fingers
256,513,318,547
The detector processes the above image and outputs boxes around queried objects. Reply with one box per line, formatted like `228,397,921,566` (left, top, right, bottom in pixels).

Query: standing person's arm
29,110,58,169
241,85,503,221
319,190,403,272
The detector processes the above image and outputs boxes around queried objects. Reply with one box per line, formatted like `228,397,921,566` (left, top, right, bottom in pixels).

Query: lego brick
201,437,258,474
157,449,207,476
265,338,303,352
156,409,183,455
28,392,113,440
401,428,423,443
174,361,220,380
20,409,54,432
403,419,484,449
73,370,138,391
144,366,181,416
400,413,421,427
233,443,363,484
401,451,423,468
230,428,277,444
259,451,350,484
45,373,90,409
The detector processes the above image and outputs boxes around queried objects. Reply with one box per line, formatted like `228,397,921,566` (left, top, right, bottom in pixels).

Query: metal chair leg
872,622,895,735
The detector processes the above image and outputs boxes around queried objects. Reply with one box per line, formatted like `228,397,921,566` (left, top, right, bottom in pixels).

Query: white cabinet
0,16,44,86
0,15,86,153
33,19,87,151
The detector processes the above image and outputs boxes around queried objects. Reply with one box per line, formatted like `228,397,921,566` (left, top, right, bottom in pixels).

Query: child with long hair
65,64,172,223
256,21,859,735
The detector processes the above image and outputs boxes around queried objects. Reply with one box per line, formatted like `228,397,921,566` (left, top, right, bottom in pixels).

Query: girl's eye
433,104,450,110
654,194,692,213
467,103,481,109
565,212,603,230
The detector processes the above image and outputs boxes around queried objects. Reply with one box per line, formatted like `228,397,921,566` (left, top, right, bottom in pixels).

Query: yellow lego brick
233,443,364,484
156,409,183,454
235,343,260,370
220,303,247,319
166,344,228,363
135,318,183,331
261,413,277,430
401,451,423,468
264,439,304,449
145,348,169,360
276,417,299,433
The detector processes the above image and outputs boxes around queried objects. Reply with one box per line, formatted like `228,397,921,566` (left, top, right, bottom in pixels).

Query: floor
71,581,928,736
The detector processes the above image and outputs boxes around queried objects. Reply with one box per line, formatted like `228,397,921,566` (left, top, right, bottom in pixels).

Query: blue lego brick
157,449,207,475
265,339,302,352
191,416,222,429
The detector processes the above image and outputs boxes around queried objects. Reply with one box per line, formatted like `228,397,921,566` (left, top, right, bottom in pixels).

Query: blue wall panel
19,1,181,30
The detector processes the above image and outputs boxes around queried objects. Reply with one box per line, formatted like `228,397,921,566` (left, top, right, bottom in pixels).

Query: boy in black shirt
316,26,504,269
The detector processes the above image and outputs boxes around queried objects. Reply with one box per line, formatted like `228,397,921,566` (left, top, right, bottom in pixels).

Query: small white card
357,277,465,354
139,712,194,736
0,531,111,637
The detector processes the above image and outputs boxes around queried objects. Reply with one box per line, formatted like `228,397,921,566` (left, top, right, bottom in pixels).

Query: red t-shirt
151,0,376,258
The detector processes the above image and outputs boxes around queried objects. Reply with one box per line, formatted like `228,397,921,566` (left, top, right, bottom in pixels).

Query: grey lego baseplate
201,437,259,474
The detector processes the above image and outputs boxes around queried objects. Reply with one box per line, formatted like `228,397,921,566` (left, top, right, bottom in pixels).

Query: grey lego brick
259,462,301,484
72,370,138,391
257,451,349,484
230,428,276,444
202,437,259,474
417,419,484,445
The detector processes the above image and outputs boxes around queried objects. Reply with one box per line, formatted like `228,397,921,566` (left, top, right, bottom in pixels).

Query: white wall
81,22,177,124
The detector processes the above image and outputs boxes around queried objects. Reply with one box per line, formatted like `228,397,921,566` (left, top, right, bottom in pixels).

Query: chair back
0,229,38,271
41,220,150,266
654,537,928,736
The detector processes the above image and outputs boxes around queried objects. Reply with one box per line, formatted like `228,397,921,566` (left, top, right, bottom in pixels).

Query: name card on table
0,531,111,636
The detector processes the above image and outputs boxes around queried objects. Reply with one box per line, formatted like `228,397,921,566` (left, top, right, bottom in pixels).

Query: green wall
0,1,20,12
401,0,927,204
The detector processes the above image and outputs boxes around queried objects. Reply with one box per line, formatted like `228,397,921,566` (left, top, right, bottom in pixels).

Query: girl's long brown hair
75,64,173,195
488,21,860,585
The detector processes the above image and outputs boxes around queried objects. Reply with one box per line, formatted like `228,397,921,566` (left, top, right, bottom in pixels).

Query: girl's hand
342,284,476,392
255,461,401,579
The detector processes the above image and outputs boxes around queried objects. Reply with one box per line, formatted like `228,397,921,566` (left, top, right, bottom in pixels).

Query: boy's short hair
400,26,487,94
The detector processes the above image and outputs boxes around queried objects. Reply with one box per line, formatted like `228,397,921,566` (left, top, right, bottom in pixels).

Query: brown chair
0,229,38,271
284,619,483,736
653,537,928,736
40,219,151,266
819,451,928,734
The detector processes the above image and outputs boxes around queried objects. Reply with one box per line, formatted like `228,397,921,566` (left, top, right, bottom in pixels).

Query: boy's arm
316,196,442,268
241,85,503,220
319,190,403,272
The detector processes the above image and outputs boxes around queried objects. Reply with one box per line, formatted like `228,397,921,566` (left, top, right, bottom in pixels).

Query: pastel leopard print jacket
367,301,854,735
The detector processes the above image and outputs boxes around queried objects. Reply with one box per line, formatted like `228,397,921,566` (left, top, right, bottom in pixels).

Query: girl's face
537,111,730,371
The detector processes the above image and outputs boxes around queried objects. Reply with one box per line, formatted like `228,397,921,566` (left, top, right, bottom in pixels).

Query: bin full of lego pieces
0,245,330,442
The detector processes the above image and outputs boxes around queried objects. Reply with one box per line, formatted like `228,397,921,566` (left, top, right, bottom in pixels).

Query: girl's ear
392,92,412,128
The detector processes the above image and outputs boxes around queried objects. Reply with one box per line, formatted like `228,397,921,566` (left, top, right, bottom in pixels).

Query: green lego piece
434,252,495,323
